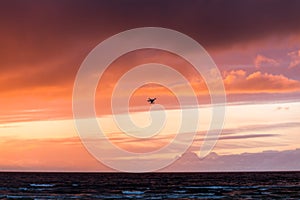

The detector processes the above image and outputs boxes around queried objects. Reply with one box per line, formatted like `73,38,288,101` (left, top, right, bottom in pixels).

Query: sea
0,172,300,199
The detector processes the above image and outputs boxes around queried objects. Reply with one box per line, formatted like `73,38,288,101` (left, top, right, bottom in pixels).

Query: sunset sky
1,0,300,172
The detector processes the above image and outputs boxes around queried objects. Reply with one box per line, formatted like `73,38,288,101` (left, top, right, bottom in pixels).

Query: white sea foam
174,190,186,193
122,190,145,195
18,187,28,191
29,183,55,187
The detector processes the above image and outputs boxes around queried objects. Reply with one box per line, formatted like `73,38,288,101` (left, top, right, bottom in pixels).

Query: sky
1,0,300,172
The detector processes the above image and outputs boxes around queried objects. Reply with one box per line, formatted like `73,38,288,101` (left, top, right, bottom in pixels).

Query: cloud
0,124,298,172
276,106,289,110
0,137,112,171
220,122,300,136
1,0,300,73
288,50,300,68
1,0,300,54
204,133,278,141
224,70,300,93
90,121,289,153
1,0,300,123
164,148,300,172
254,54,279,68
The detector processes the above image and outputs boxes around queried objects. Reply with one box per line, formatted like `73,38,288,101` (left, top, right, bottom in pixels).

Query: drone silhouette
147,97,157,104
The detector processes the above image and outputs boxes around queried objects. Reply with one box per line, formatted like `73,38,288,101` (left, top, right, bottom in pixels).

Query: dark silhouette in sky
147,98,156,104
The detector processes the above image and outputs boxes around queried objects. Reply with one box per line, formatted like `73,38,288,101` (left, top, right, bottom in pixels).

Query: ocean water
0,172,300,199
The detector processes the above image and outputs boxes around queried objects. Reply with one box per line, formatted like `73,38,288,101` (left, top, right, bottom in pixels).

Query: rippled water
1,172,300,199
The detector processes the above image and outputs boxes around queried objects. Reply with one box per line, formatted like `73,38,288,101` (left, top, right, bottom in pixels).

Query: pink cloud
288,50,300,68
254,54,279,68
163,149,300,172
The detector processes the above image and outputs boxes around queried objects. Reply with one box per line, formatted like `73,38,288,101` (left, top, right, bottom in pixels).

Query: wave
122,190,145,195
29,183,55,187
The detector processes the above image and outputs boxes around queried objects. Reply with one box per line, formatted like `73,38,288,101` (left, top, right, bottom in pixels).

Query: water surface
1,172,300,199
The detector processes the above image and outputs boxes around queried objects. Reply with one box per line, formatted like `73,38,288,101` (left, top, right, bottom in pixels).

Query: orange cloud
1,45,300,125
95,49,210,115
0,137,111,171
224,70,300,93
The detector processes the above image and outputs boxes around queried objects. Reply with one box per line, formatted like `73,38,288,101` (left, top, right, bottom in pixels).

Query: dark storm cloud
2,0,300,54
107,0,300,49
1,0,300,89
